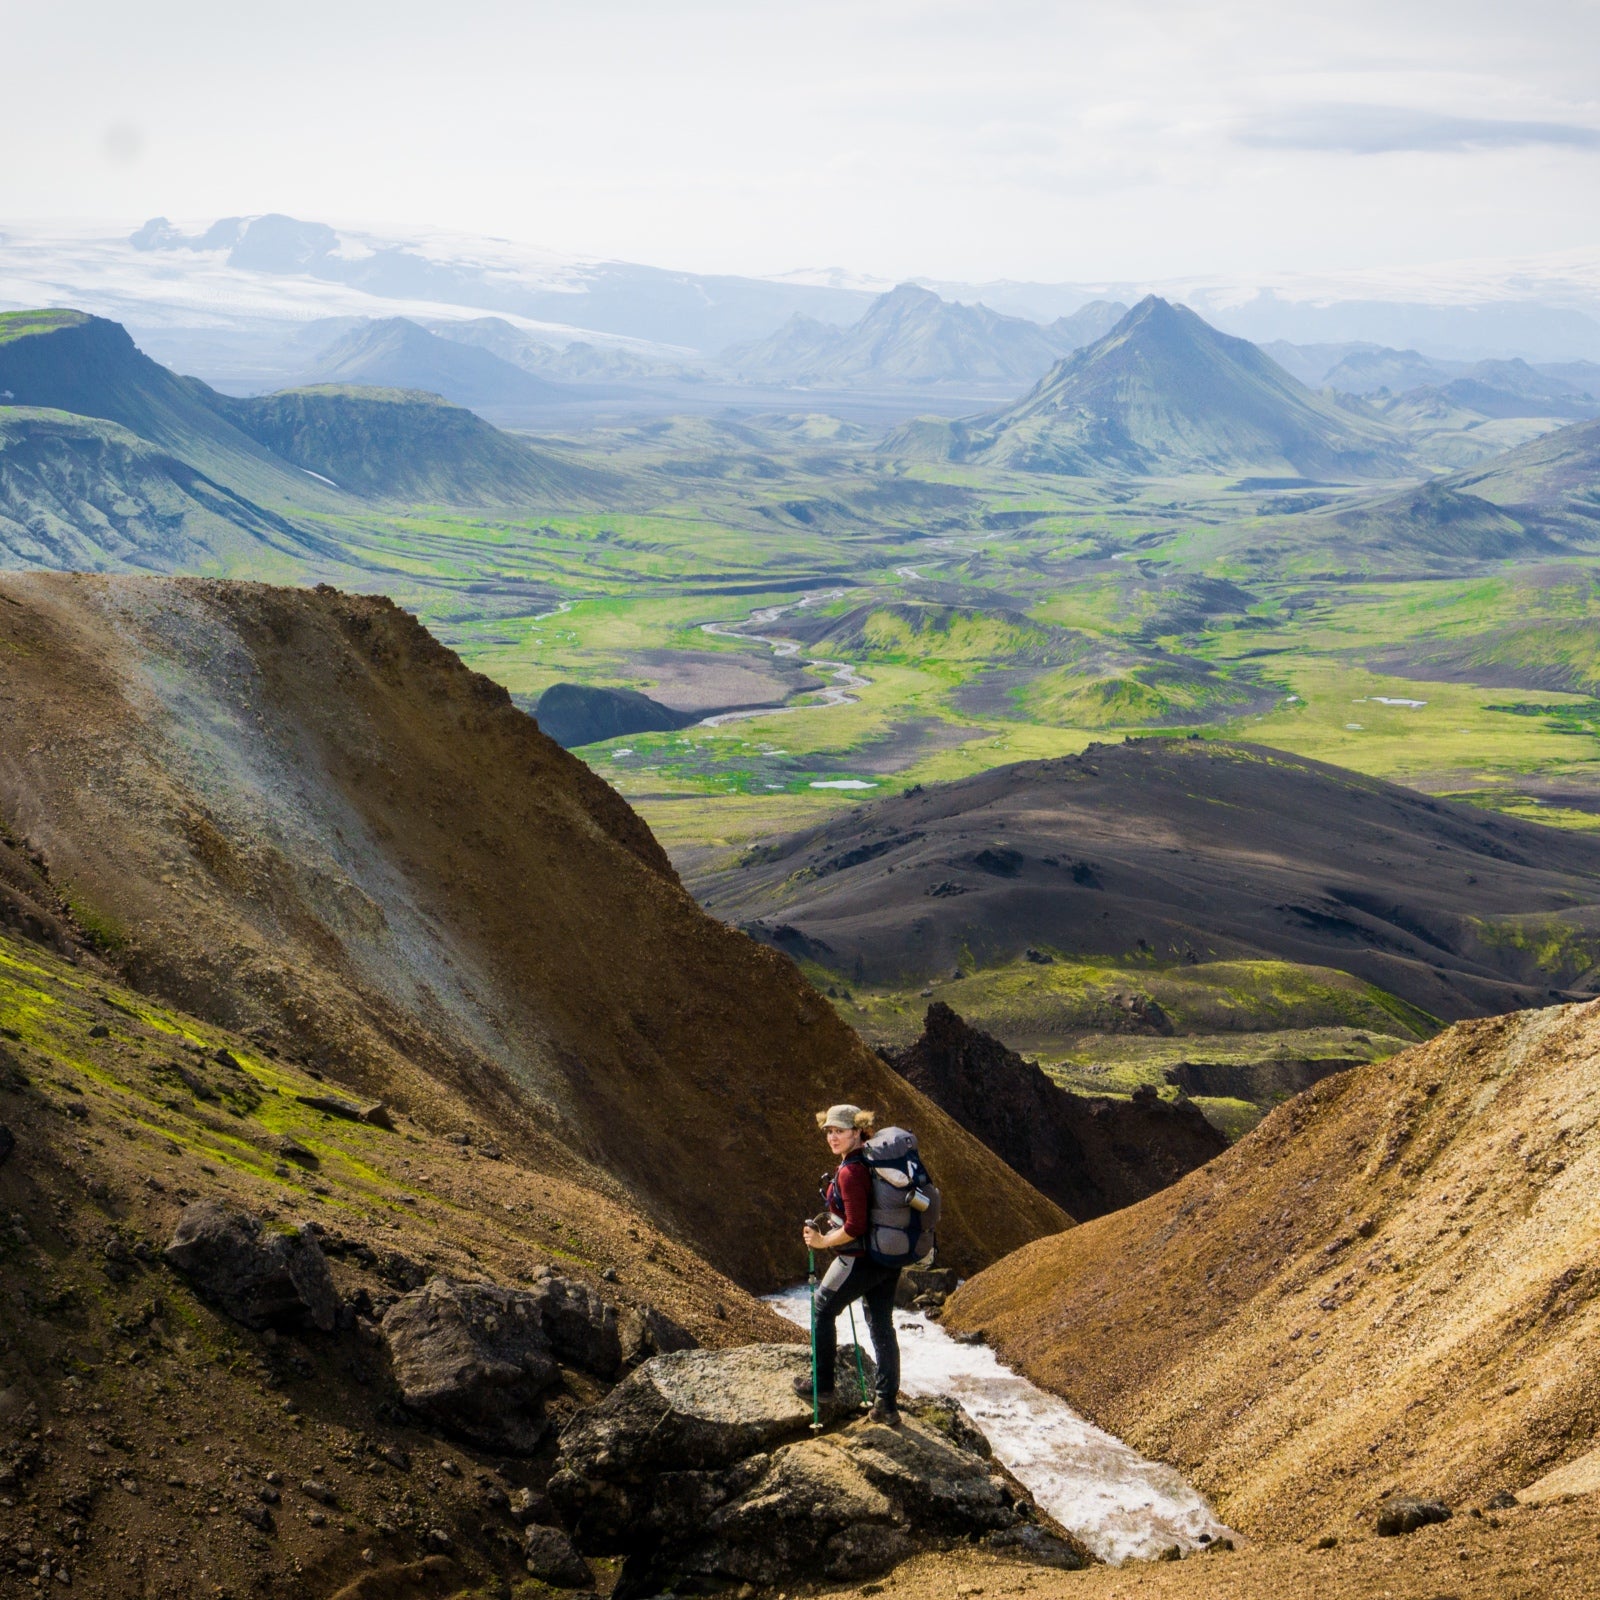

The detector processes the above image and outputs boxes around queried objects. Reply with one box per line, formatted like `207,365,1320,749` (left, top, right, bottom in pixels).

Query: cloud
1238,103,1600,154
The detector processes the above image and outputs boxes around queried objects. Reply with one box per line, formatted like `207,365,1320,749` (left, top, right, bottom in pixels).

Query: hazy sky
7,0,1599,282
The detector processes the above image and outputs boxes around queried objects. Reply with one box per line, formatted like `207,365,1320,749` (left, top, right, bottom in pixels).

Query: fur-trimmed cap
816,1104,876,1132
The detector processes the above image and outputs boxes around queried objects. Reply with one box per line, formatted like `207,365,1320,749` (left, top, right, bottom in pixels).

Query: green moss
0,308,89,346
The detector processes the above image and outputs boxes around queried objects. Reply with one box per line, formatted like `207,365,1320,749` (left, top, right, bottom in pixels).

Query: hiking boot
868,1398,901,1426
793,1373,833,1400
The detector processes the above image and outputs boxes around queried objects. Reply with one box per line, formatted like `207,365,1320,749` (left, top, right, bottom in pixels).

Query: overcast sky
7,0,1598,282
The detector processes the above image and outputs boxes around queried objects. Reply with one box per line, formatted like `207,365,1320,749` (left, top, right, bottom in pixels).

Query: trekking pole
807,1247,823,1433
846,1301,869,1408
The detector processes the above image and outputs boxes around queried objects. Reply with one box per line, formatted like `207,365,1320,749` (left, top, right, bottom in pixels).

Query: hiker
799,1103,903,1425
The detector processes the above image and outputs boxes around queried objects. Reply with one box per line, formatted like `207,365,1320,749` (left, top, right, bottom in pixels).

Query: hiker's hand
802,1222,823,1249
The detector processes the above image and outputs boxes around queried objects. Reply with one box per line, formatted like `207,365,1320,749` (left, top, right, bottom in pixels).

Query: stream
766,1287,1233,1565
696,589,871,728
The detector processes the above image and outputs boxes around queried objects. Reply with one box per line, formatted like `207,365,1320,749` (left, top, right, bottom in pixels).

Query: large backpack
862,1126,942,1267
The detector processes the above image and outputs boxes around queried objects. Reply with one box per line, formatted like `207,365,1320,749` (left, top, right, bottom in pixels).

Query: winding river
696,589,871,728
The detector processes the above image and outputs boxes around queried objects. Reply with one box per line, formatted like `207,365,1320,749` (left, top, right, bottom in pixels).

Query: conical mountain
891,296,1408,477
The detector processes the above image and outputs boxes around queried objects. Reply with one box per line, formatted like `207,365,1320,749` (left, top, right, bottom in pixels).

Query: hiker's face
825,1125,862,1154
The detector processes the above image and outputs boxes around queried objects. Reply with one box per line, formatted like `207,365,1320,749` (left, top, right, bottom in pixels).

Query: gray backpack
862,1126,941,1266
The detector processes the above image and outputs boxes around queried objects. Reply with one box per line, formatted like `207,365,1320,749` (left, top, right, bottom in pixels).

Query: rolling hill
887,297,1410,477
303,317,580,412
688,737,1600,1020
0,573,1065,1287
218,384,603,505
724,283,1098,389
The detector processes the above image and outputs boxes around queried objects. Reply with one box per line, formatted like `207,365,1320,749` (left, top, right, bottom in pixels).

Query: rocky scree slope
945,998,1600,1541
0,920,790,1598
0,574,1066,1287
693,737,1600,1020
887,1002,1227,1221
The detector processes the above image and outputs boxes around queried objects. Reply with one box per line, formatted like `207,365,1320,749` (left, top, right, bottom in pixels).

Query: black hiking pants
812,1255,901,1404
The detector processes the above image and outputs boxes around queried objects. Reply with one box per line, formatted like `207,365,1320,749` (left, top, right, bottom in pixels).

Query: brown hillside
945,998,1600,1541
0,921,793,1598
0,574,1066,1289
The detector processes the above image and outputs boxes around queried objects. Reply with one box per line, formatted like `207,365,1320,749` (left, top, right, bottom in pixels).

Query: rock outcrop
889,1003,1226,1220
162,1200,338,1332
548,1345,1090,1586
380,1271,699,1452
381,1278,562,1453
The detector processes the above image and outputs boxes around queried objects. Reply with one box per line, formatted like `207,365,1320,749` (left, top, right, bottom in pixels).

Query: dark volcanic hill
889,1002,1226,1220
887,297,1408,477
533,681,698,747
689,738,1600,1020
725,283,1088,389
219,384,601,504
305,317,577,412
0,574,1065,1287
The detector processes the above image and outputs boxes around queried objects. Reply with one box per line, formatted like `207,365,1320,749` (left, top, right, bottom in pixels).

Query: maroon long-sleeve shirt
825,1152,872,1255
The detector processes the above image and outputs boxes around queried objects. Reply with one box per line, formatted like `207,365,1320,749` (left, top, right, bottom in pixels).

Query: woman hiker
799,1103,902,1425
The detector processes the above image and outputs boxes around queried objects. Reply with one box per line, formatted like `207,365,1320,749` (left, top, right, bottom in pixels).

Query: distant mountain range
723,284,1127,390
889,296,1409,478
5,218,1598,410
0,309,599,569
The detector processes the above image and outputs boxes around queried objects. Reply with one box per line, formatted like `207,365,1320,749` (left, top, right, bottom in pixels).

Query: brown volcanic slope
690,737,1600,1020
888,1002,1226,1220
945,999,1600,1542
0,917,793,1600
0,574,1066,1288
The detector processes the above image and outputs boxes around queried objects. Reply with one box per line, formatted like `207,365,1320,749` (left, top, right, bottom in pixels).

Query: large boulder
163,1202,338,1332
381,1278,560,1454
530,1270,623,1377
380,1270,695,1452
617,1303,698,1367
549,1345,1089,1586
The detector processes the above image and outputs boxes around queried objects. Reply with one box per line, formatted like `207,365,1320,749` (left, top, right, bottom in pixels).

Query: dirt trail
946,998,1600,1541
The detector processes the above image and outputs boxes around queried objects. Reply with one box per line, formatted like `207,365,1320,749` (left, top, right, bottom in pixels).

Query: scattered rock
295,1094,394,1129
1376,1496,1452,1536
276,1138,318,1166
300,1479,337,1505
162,1201,339,1332
894,1266,958,1310
240,1504,274,1532
381,1277,559,1453
523,1523,593,1587
89,1023,110,1038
